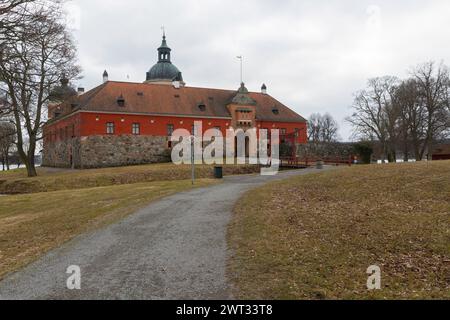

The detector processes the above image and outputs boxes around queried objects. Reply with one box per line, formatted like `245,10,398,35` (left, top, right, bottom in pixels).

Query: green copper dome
49,76,77,102
146,62,183,82
146,34,183,83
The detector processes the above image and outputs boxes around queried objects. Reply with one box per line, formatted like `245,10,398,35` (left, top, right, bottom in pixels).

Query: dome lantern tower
158,31,171,63
145,31,185,86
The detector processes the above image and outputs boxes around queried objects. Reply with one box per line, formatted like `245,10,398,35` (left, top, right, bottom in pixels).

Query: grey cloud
67,0,450,140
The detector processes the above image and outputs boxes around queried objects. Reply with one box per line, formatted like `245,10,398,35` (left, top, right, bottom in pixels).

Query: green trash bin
214,166,223,179
316,160,324,169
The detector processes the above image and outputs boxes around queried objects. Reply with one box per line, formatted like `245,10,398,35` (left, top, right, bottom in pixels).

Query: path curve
0,168,325,300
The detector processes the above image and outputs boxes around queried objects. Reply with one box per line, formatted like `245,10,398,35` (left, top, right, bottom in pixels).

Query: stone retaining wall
42,137,81,168
43,135,171,168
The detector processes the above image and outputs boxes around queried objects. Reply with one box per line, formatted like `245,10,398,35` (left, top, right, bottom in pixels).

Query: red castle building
43,34,307,168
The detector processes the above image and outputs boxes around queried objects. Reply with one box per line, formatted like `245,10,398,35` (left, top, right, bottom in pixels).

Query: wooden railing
280,156,353,168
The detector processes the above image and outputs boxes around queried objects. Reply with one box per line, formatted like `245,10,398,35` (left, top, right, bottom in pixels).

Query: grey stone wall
78,135,171,168
43,135,171,169
42,137,81,168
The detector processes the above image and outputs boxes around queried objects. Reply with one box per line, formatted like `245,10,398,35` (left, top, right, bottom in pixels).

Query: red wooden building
43,35,307,168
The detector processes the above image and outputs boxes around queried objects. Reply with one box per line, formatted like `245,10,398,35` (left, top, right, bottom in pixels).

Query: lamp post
191,135,195,185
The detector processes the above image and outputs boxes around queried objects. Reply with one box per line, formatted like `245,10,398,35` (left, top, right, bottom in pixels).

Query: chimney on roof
103,70,109,83
261,83,267,94
77,87,85,95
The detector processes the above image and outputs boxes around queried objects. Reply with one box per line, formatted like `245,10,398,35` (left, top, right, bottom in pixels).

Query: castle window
117,95,125,107
132,123,140,135
106,122,115,134
167,124,174,137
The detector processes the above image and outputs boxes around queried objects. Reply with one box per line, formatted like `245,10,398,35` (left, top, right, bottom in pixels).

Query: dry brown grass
0,178,217,279
0,163,258,194
228,161,450,299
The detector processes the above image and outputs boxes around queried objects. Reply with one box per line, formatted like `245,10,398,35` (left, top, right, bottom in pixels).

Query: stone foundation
43,135,171,169
42,137,81,168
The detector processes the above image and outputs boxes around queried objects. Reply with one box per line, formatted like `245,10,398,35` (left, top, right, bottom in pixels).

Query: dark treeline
347,61,450,162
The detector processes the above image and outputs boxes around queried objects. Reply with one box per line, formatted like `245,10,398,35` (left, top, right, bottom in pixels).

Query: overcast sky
65,0,450,140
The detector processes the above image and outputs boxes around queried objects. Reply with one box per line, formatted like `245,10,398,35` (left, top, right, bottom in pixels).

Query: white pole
237,56,243,83
191,136,195,185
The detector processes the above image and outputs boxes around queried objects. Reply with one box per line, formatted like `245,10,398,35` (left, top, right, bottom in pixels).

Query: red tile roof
58,81,306,123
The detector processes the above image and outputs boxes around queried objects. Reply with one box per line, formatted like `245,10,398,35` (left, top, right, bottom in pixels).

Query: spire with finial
261,83,267,94
158,26,171,63
103,70,109,83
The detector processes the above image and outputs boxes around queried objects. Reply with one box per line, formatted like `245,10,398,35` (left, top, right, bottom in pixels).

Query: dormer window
198,103,206,111
272,108,279,115
117,95,125,107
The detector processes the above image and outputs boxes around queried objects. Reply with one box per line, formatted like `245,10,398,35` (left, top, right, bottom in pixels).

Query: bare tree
320,113,339,143
0,0,33,15
308,113,339,143
394,79,427,160
1,1,38,43
348,62,450,162
306,113,340,159
0,121,15,170
307,113,322,143
347,76,400,161
412,61,450,160
0,0,80,176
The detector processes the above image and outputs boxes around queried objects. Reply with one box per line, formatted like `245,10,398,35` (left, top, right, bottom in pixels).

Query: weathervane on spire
236,55,243,84
161,25,166,38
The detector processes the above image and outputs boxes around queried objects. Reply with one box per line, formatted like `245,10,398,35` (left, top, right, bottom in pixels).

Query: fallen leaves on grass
228,161,450,299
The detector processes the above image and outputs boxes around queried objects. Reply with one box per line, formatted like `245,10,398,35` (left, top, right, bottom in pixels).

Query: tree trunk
5,147,10,170
428,139,433,161
25,156,37,177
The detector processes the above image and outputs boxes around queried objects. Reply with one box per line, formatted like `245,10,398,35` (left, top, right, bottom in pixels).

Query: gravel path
0,167,325,300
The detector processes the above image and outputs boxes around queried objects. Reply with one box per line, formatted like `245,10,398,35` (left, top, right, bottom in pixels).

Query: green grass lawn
0,162,257,279
228,161,450,299
0,163,259,194
0,178,217,279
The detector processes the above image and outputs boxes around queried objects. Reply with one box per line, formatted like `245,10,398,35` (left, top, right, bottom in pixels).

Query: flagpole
237,56,243,83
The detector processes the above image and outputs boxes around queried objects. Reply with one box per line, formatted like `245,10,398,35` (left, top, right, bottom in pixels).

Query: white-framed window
132,123,140,135
106,122,115,134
